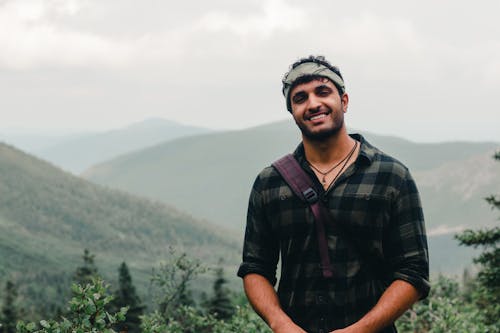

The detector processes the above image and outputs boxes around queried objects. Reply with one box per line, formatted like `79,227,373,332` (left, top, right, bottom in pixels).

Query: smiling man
237,56,430,333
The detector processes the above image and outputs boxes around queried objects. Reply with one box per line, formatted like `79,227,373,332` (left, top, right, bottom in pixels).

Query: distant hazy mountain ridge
1,118,211,174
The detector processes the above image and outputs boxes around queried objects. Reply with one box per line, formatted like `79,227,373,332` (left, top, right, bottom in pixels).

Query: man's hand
271,319,307,333
243,274,307,333
331,280,420,333
330,326,370,333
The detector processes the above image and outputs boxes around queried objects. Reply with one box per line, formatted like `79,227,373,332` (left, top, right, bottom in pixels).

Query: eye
316,86,332,97
292,92,307,104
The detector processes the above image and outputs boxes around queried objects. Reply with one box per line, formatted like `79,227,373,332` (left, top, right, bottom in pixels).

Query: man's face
289,78,348,141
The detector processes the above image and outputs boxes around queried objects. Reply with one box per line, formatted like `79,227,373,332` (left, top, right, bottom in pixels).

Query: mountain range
83,120,499,234
0,118,211,174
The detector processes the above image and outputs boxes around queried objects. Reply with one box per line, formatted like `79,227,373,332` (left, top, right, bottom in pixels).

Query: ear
341,93,349,113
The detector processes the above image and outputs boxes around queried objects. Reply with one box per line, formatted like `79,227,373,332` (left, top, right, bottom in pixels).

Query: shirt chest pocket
328,193,391,242
267,186,313,232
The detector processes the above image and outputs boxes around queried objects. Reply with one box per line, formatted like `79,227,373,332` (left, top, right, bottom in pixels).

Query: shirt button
316,294,328,304
319,317,326,332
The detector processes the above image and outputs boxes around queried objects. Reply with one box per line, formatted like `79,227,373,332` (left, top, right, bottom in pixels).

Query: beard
295,110,345,141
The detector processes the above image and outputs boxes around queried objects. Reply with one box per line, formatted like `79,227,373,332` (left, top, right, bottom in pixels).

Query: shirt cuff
237,262,277,286
392,272,431,300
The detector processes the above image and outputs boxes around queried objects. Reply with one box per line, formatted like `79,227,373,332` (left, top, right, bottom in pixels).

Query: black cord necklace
308,140,358,186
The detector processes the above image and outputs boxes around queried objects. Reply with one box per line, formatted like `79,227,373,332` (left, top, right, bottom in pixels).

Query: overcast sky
0,0,499,142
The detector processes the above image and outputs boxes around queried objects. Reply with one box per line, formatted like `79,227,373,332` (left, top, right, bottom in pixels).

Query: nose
307,94,321,113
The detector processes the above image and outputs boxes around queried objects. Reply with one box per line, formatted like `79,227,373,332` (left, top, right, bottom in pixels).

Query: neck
302,127,354,165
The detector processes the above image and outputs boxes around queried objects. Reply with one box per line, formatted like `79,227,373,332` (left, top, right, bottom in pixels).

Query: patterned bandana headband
282,61,345,112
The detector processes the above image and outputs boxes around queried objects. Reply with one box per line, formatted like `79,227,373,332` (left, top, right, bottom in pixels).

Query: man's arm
334,169,428,333
331,279,419,333
239,174,302,332
243,273,306,333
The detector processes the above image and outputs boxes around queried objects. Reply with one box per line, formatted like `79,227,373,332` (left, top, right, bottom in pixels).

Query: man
237,55,430,333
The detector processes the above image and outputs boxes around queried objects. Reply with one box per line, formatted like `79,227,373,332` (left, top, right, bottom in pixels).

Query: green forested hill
0,142,240,316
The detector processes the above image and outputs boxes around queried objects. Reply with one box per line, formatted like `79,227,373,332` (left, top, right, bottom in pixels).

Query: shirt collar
293,133,375,167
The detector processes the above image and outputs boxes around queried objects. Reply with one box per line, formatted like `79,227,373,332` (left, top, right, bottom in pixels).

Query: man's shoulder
251,164,283,191
256,165,279,179
372,147,408,170
360,138,411,177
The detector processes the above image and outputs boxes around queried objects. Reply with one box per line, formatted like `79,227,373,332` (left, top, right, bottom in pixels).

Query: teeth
310,114,326,120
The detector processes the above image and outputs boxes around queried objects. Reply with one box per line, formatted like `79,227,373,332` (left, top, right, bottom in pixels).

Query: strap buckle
303,187,318,204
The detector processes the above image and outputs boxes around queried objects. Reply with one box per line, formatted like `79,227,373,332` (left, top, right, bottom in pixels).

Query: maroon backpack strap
273,154,334,279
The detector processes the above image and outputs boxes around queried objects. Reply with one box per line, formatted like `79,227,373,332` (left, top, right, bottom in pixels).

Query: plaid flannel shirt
238,134,430,333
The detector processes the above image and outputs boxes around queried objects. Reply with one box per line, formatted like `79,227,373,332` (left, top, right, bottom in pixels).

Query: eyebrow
315,84,332,91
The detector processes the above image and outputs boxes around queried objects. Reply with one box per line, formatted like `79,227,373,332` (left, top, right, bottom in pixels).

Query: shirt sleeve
237,174,280,285
384,169,430,299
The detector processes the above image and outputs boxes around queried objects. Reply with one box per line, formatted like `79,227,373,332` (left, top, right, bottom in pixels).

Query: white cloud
309,12,434,81
0,0,134,69
339,12,422,54
11,0,84,19
0,0,498,141
198,0,305,37
478,40,500,85
1,0,498,80
0,0,307,70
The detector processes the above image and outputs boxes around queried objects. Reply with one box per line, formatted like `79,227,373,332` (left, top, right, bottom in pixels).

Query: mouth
309,114,327,121
306,110,331,121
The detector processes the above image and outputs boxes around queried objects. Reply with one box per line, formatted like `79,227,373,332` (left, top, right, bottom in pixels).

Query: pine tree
1,280,19,333
207,264,235,320
112,262,144,333
73,249,99,286
456,151,500,327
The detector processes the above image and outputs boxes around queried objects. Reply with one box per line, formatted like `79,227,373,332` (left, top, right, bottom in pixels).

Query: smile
310,114,326,120
307,112,330,121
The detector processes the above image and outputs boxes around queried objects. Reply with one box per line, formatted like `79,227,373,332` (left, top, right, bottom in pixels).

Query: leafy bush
396,275,494,333
140,249,270,333
16,278,127,333
140,304,270,333
11,251,500,333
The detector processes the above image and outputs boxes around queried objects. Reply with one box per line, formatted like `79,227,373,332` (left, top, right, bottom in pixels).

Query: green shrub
16,278,127,333
396,276,493,333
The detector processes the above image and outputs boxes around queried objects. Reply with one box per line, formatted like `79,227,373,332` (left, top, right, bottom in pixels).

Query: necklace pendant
322,176,326,185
